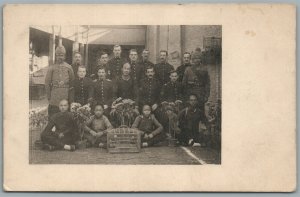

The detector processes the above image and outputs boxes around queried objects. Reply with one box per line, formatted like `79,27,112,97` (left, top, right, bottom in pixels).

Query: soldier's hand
90,130,97,137
175,100,182,104
104,105,108,109
151,104,158,111
58,133,64,139
144,134,149,139
148,134,154,139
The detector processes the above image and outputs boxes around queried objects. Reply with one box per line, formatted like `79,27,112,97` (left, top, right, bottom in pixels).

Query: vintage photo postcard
3,4,296,192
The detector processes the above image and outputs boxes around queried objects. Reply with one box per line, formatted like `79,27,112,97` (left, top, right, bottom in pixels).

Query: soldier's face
129,52,138,62
56,53,65,63
99,54,108,65
189,95,198,107
94,106,104,117
170,72,178,82
59,100,69,112
74,53,82,64
98,69,106,79
122,64,131,76
142,106,151,117
183,54,191,64
113,46,121,57
142,51,149,60
77,67,86,78
146,68,154,79
160,52,167,62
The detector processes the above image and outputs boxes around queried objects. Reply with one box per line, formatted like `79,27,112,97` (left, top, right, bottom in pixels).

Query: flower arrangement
29,106,48,130
70,102,92,141
110,98,139,127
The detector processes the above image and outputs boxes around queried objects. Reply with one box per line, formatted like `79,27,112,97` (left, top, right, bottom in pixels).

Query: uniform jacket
72,77,94,105
108,57,127,80
154,62,174,85
160,81,184,103
138,77,161,106
45,62,75,106
114,76,138,101
176,63,191,83
92,79,115,106
182,65,210,104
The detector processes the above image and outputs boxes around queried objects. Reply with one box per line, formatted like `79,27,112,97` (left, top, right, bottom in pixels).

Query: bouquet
70,102,92,141
29,106,48,130
110,98,139,127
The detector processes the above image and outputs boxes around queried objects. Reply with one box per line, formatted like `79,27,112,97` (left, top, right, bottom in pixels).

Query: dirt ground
30,128,221,165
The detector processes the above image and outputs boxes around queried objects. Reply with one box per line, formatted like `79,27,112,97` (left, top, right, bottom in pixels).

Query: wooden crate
107,127,141,153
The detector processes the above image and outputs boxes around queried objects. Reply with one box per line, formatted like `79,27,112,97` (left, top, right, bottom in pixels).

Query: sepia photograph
4,4,295,191
29,25,222,164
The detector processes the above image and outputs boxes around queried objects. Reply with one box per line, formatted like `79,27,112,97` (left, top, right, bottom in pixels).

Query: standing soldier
154,50,174,86
45,43,75,118
72,66,93,106
71,52,85,76
128,49,143,87
182,49,210,121
176,52,192,83
91,51,110,80
92,67,115,115
138,66,161,112
139,49,154,78
108,45,127,80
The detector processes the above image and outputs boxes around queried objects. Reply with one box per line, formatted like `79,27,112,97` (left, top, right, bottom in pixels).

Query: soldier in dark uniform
177,94,205,146
154,50,174,86
160,70,184,104
92,67,115,116
114,63,138,101
128,49,143,87
45,43,75,118
91,51,110,81
138,66,161,113
182,50,210,122
72,66,93,105
107,45,127,80
176,52,192,83
71,51,86,76
41,100,78,151
139,49,154,79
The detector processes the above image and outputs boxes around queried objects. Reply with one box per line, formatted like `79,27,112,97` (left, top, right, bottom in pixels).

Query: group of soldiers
44,43,212,148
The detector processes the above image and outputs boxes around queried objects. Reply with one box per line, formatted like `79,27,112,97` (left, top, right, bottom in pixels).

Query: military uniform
160,81,184,103
91,64,110,80
129,61,143,87
41,111,78,149
114,76,138,101
138,78,161,108
72,77,93,105
139,59,154,79
45,62,75,117
176,63,191,83
92,79,115,108
154,62,174,85
108,57,127,80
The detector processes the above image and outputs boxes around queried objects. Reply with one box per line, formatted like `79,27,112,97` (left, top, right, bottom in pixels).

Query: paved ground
30,128,221,165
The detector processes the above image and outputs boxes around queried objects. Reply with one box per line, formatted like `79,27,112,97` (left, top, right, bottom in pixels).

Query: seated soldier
41,99,78,151
178,94,205,146
131,105,164,147
84,104,113,148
